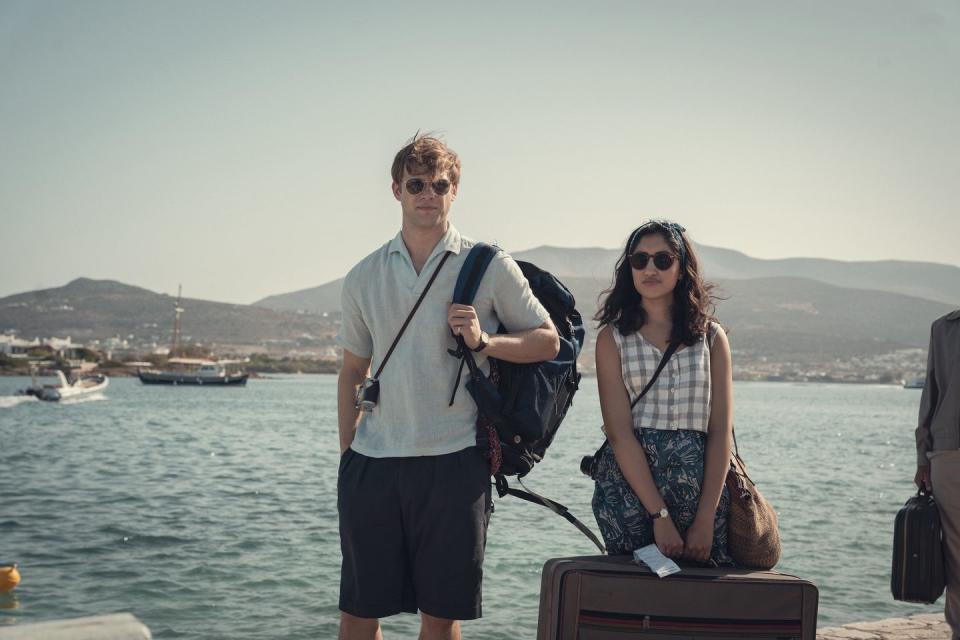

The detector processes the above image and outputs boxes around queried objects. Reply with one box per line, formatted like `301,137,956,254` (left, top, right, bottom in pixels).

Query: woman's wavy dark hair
595,220,718,345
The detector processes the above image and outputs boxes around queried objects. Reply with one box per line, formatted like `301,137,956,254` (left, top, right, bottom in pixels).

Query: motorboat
138,358,248,386
17,369,109,402
903,376,926,389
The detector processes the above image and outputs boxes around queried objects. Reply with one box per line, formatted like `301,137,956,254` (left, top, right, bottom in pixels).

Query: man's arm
338,349,371,454
915,323,938,490
447,304,559,363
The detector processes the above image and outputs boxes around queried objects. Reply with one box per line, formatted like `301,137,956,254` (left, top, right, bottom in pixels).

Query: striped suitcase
537,555,818,640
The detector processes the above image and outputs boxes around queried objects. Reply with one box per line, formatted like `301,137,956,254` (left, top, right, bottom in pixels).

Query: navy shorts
337,446,492,620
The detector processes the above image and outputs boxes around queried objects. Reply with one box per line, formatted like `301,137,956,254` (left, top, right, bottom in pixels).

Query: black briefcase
891,489,946,603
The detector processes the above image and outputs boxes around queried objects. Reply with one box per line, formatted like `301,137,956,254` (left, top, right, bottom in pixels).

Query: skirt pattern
591,427,733,565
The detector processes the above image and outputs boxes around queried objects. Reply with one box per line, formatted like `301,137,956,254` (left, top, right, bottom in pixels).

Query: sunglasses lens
629,253,649,270
432,180,450,195
405,179,424,194
653,252,675,270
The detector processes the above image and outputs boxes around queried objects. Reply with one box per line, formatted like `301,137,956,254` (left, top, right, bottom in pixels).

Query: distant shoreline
0,368,920,388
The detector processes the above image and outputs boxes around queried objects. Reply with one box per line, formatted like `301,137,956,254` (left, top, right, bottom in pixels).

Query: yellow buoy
0,564,20,592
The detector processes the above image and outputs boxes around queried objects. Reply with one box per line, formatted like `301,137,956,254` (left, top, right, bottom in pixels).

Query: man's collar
436,224,463,256
388,225,463,257
387,231,406,255
946,309,960,321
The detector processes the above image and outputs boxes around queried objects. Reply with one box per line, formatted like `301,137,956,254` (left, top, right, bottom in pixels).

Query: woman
591,219,734,565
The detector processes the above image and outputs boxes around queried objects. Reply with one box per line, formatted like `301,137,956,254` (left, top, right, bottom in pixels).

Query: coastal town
0,327,927,386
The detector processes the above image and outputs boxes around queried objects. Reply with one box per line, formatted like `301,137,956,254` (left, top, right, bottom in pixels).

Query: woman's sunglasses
629,251,677,271
404,178,452,196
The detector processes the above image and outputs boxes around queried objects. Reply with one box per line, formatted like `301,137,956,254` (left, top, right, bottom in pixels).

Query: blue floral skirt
591,427,733,565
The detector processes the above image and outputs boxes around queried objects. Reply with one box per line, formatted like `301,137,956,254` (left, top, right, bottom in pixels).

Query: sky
1,1,958,304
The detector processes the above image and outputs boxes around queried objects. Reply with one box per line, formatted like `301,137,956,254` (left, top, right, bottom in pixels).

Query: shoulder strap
453,243,498,305
447,243,498,406
495,475,606,553
630,340,682,408
589,338,683,483
372,250,453,380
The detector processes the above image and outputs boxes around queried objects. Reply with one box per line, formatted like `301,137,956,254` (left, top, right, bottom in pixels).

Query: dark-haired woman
591,220,734,565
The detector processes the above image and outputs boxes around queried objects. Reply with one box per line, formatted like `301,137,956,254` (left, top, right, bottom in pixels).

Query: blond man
336,135,558,640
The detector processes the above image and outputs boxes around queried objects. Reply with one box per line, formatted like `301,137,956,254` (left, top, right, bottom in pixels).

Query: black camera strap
591,339,681,463
371,250,453,380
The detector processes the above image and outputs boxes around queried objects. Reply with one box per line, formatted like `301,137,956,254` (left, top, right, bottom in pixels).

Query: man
336,135,559,640
916,309,960,639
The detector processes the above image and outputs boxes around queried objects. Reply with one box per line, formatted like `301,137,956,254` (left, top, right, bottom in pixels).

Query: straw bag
725,431,781,570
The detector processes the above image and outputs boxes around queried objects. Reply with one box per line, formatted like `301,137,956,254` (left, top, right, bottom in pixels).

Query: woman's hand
653,517,684,558
683,516,714,563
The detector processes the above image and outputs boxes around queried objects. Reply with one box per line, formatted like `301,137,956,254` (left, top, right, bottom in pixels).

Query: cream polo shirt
336,225,550,458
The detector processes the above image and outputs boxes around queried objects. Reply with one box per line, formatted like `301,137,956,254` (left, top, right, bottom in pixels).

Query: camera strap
371,250,453,380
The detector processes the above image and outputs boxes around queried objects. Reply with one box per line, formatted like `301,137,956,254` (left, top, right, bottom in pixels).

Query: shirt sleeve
487,253,551,332
916,322,938,467
335,272,373,359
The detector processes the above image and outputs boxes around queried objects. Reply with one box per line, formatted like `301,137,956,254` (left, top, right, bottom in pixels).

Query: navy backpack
449,243,603,551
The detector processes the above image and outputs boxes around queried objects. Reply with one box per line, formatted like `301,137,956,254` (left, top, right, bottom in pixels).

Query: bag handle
371,250,453,380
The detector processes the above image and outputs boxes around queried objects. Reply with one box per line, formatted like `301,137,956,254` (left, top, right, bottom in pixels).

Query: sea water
0,376,941,638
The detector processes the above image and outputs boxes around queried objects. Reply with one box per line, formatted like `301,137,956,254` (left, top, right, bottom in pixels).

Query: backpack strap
448,243,498,406
453,242,497,305
495,475,606,553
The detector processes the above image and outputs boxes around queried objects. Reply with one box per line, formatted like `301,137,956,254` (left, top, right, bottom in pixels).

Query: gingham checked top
613,322,720,433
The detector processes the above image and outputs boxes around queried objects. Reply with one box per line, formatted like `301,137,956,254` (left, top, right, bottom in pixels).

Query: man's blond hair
391,134,461,186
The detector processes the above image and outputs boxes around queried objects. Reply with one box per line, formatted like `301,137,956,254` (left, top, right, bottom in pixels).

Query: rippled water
0,376,942,638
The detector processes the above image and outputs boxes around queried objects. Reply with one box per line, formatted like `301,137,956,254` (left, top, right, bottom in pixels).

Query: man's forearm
484,326,559,363
337,370,365,453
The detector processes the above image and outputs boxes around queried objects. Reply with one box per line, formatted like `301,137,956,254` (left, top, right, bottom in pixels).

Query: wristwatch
472,331,490,352
650,507,669,520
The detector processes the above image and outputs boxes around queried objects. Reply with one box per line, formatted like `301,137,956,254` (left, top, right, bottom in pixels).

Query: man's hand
448,303,482,349
915,466,932,492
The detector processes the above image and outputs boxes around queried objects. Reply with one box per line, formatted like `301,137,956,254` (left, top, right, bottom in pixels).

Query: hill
512,245,960,306
253,244,960,315
0,278,335,347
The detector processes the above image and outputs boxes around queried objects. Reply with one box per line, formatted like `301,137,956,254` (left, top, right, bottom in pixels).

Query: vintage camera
580,454,599,479
354,377,380,412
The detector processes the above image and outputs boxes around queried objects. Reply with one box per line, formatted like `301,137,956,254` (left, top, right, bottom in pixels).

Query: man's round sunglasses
629,251,677,271
404,178,452,196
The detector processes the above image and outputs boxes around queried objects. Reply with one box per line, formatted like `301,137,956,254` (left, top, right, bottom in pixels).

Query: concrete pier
818,613,950,639
0,614,151,640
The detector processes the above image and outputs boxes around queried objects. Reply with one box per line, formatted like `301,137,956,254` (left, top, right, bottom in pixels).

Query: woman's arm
597,326,684,558
684,326,734,562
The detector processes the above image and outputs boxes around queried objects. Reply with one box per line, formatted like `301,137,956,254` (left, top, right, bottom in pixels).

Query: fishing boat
17,368,108,402
138,285,248,386
138,358,248,386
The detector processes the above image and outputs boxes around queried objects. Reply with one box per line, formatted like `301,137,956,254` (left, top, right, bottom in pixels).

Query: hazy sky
2,1,958,304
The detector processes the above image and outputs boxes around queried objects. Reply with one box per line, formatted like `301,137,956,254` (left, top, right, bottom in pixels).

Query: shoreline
0,369,922,386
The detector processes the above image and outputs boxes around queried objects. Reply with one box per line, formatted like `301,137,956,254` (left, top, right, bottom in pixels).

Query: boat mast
172,285,184,356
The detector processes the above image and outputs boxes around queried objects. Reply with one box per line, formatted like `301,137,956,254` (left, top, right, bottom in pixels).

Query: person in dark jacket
916,309,960,639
